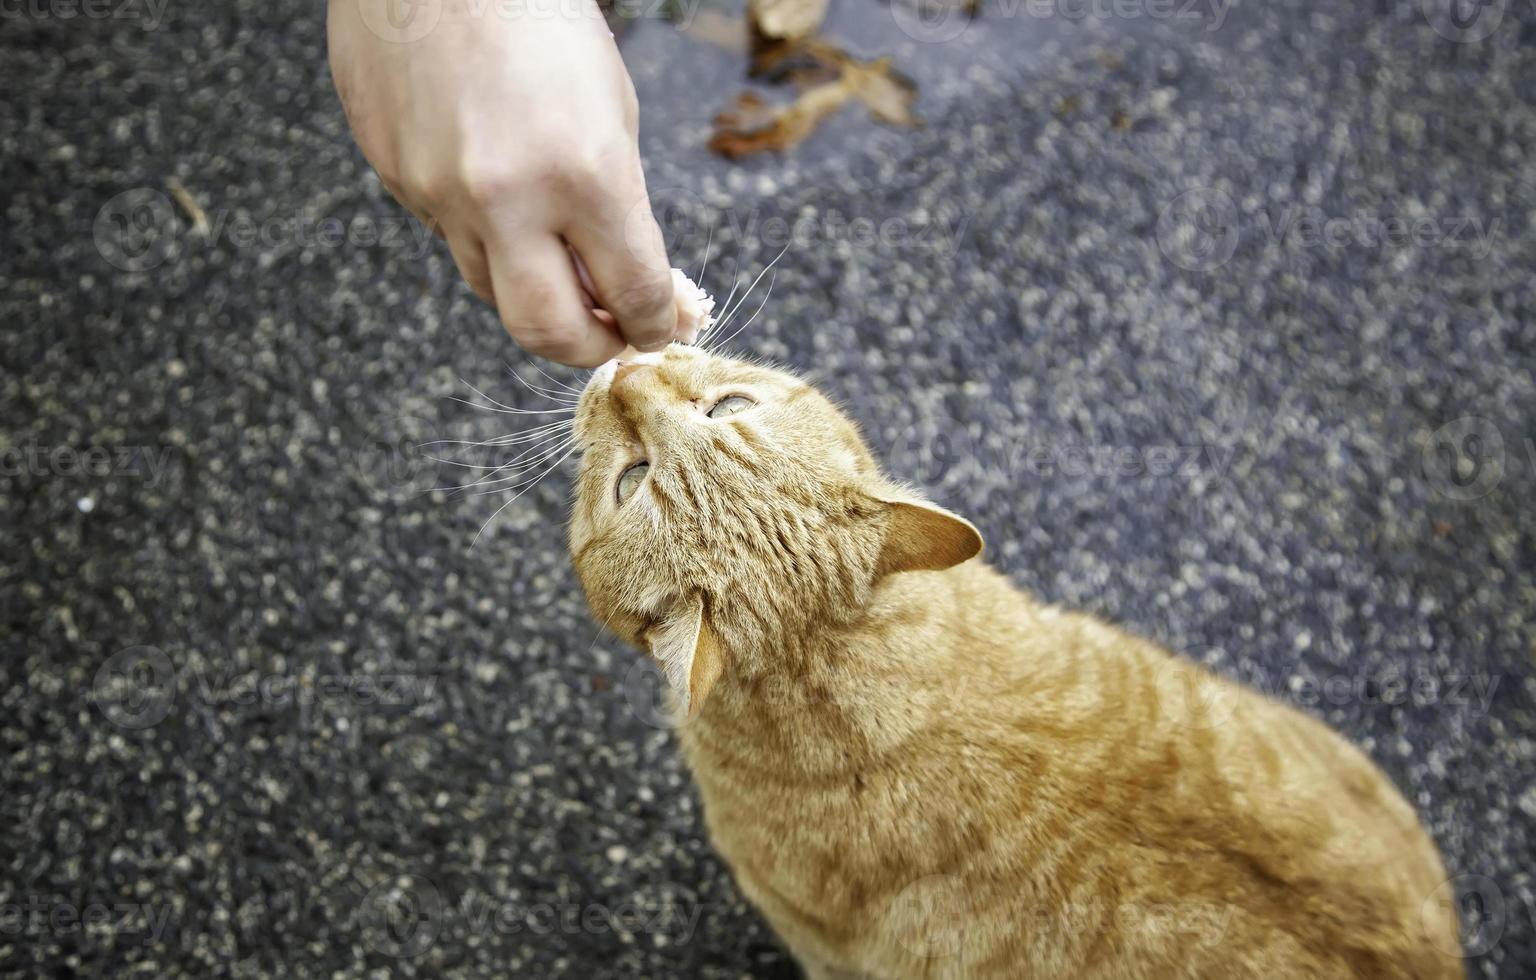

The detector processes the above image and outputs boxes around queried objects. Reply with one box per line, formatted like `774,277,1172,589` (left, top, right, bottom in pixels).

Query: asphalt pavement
1,0,1533,976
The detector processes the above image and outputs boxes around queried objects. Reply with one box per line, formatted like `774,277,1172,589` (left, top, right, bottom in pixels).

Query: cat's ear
872,496,984,578
644,593,725,720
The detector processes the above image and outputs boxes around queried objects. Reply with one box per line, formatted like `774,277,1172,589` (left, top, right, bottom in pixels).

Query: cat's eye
707,395,755,419
615,462,648,505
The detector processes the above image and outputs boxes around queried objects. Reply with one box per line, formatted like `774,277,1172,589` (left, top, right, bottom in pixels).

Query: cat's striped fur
568,345,1461,980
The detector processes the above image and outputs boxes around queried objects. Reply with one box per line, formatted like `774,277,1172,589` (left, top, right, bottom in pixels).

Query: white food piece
614,270,717,364
671,268,715,342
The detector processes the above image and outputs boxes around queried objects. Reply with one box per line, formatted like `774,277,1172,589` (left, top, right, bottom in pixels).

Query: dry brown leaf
709,80,853,158
165,176,210,237
709,41,921,159
846,58,919,127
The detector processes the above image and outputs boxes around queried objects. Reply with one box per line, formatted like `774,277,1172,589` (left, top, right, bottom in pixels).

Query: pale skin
328,0,686,366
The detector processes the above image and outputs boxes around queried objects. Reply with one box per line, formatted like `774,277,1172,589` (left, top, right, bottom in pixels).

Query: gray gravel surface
2,0,1534,977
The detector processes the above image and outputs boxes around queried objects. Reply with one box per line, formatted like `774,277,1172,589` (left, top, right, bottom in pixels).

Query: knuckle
559,141,634,206
459,163,522,208
561,149,605,192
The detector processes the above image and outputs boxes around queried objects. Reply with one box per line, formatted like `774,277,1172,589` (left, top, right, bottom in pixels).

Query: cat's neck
679,561,1037,779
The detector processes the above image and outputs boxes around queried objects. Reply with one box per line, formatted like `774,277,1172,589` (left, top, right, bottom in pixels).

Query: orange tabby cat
568,345,1462,980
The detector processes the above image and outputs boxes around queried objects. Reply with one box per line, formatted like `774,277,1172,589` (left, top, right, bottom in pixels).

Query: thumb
562,187,679,353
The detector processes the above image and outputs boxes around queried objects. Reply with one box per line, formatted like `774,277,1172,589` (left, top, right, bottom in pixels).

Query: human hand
328,0,682,366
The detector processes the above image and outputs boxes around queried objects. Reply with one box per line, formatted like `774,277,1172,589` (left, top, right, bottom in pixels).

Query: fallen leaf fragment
165,176,210,237
709,43,920,159
710,83,850,158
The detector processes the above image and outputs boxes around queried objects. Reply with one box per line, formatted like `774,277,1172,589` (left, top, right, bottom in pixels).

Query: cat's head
568,345,982,719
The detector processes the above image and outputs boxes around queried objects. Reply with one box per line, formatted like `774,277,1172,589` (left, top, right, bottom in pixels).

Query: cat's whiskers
424,370,583,510
465,441,576,495
446,394,575,416
527,362,583,397
708,272,777,354
701,243,791,353
452,378,577,416
695,259,742,347
427,427,575,479
470,440,582,548
506,362,581,403
422,418,573,453
695,223,716,291
437,436,578,495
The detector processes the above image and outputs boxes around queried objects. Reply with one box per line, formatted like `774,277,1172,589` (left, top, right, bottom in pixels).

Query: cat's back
680,562,1461,978
950,565,1463,978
